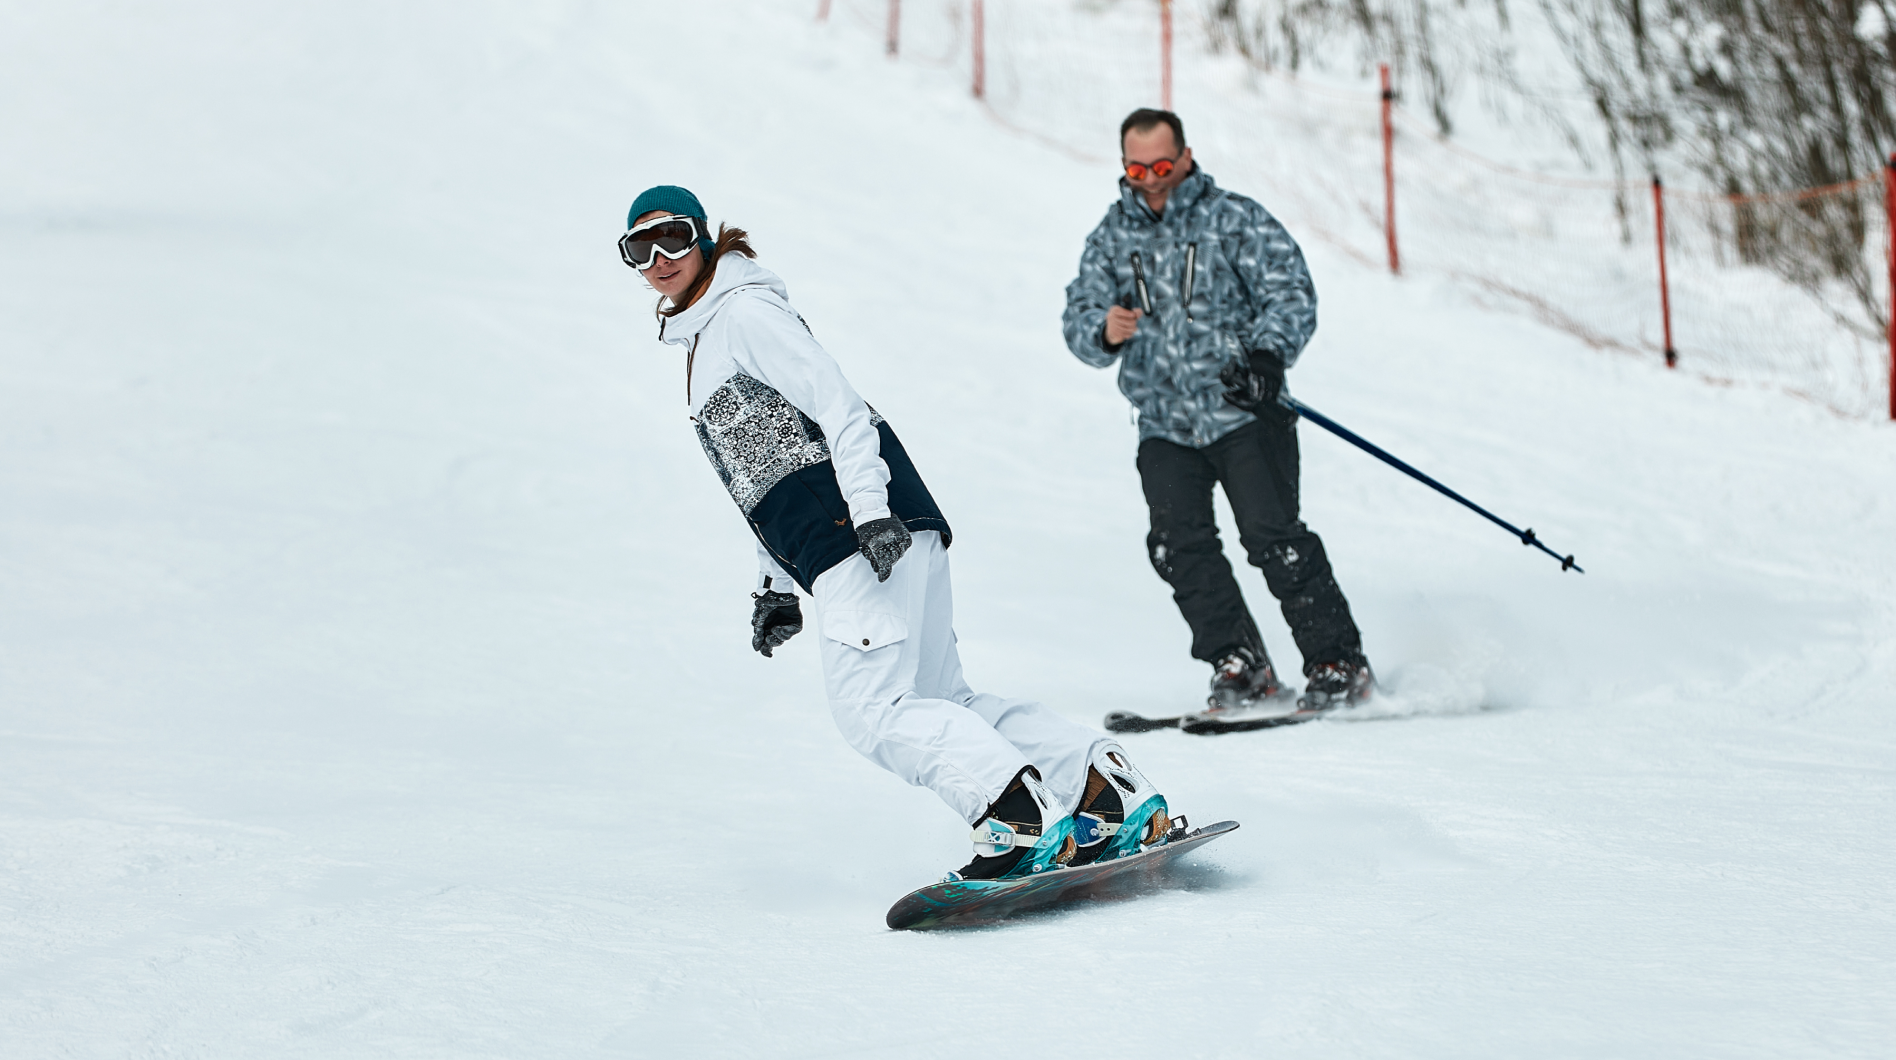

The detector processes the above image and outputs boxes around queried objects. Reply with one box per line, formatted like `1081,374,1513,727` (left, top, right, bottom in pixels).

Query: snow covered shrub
1541,0,1896,334
1202,0,1529,133
1207,0,1896,333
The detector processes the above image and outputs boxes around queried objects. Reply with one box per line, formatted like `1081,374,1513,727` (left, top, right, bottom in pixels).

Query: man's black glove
750,590,803,657
1220,353,1284,412
855,516,912,582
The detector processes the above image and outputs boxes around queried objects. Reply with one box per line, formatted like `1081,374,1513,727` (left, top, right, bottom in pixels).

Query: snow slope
2,2,1892,1056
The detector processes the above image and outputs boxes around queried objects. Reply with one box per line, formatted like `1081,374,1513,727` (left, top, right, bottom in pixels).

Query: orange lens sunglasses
1123,156,1178,181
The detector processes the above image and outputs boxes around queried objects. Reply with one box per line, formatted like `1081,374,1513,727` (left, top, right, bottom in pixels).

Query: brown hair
660,224,756,318
1119,108,1186,153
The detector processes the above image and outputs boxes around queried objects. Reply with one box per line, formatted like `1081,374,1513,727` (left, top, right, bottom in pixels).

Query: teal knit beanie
627,185,715,261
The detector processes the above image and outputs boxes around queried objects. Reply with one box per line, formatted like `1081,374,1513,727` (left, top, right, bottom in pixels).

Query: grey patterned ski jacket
1061,165,1317,448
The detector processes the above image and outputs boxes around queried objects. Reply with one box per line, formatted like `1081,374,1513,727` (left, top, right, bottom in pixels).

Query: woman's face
634,209,705,301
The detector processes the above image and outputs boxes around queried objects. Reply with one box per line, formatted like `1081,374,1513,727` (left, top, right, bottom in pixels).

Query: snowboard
885,818,1238,930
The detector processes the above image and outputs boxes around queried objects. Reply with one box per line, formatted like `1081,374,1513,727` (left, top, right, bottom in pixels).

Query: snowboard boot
1069,743,1172,867
1205,645,1284,712
1298,657,1375,711
945,766,1077,883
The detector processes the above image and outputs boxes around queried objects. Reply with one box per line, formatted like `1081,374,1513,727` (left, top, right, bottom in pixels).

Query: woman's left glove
855,517,912,582
751,590,803,657
1220,353,1284,412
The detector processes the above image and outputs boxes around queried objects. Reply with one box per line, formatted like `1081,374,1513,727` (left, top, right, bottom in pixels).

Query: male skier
1061,108,1373,719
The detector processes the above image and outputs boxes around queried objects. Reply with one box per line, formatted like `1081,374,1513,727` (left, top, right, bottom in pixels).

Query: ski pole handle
1130,252,1154,317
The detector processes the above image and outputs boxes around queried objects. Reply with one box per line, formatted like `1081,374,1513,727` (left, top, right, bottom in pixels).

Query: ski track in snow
2,2,1892,1057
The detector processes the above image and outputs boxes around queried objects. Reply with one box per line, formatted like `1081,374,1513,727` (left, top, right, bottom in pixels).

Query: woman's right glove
855,517,913,582
751,590,803,657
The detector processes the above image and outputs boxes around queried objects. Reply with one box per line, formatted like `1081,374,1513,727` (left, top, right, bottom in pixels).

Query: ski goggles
1122,156,1179,181
619,214,704,270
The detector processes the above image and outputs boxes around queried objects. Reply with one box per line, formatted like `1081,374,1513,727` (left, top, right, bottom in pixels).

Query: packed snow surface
3,2,1893,1057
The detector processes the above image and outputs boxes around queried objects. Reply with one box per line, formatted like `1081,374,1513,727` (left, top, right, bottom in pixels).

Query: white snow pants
811,531,1108,824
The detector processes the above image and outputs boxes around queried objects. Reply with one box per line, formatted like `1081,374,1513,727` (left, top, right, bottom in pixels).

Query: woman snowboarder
620,185,1172,880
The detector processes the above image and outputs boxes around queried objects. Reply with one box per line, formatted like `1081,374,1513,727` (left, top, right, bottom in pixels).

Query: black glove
1220,353,1284,412
855,516,913,582
750,590,803,657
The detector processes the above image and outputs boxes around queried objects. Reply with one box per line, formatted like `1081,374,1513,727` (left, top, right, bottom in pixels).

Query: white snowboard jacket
658,254,950,594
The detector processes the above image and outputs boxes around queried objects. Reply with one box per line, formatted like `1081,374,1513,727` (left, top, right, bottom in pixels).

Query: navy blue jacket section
747,421,952,594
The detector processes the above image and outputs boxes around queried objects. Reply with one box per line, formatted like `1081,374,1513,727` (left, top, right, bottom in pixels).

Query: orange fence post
1381,63,1399,275
816,0,830,21
1653,175,1676,367
1160,0,1173,110
887,0,900,57
972,0,985,99
1887,154,1896,419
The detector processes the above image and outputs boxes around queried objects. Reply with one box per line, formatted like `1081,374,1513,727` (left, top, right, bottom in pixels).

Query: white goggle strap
626,213,700,240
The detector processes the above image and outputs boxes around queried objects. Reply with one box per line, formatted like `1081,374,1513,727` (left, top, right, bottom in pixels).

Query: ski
1179,701,1337,734
1104,686,1307,734
1106,698,1349,735
886,818,1238,930
1101,709,1186,733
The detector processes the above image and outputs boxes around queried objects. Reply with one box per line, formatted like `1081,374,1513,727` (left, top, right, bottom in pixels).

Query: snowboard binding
945,767,1077,883
1070,743,1171,867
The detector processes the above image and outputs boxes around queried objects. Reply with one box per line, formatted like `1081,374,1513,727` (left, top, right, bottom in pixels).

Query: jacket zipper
685,335,700,412
752,517,799,569
1182,242,1197,323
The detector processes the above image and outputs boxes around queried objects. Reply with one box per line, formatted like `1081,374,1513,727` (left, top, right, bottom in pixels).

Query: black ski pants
1136,408,1365,674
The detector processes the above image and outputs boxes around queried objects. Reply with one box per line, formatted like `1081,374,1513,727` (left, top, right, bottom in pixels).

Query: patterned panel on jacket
694,373,882,516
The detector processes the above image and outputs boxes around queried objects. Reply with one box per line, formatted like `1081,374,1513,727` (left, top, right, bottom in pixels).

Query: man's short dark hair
1120,108,1186,152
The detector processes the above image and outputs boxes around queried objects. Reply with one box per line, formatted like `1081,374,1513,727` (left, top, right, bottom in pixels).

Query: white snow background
3,2,1893,1057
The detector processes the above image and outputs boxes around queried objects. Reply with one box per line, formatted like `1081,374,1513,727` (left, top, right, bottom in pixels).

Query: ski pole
1280,395,1583,573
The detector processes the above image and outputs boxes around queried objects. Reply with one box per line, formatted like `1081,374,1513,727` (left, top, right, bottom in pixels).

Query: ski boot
1298,657,1375,711
1185,646,1300,730
944,766,1077,882
1069,743,1172,867
1206,645,1283,711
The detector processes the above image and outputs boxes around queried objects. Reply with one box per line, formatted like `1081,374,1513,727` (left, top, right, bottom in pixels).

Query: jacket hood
657,254,788,346
1117,164,1217,223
